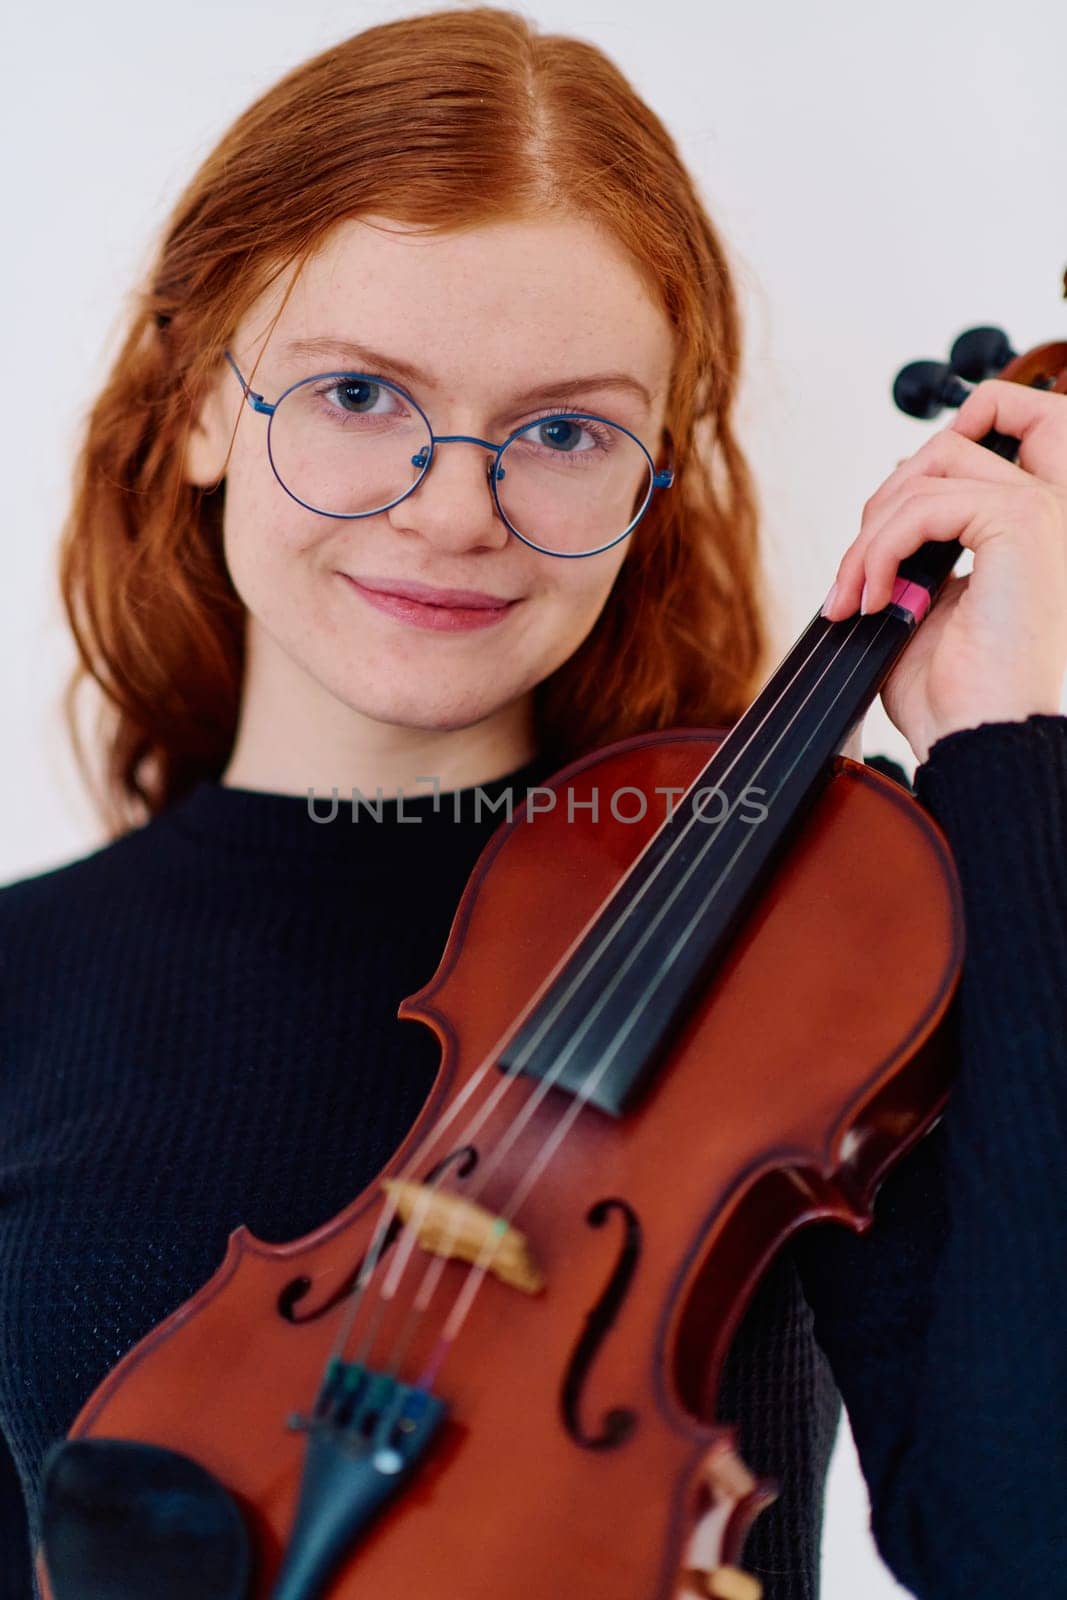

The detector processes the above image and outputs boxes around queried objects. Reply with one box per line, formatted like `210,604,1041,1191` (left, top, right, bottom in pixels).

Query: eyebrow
277,336,653,410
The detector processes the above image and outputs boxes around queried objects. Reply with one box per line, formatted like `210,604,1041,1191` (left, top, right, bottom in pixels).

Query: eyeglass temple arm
653,430,676,490
223,349,274,415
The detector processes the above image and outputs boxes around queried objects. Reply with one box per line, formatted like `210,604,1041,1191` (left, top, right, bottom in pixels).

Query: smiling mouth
338,573,520,632
347,574,520,608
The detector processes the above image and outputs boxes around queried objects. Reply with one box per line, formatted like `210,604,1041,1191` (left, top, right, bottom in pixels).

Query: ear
183,366,236,489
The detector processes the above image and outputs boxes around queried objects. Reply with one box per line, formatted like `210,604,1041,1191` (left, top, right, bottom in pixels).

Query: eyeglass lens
267,374,654,554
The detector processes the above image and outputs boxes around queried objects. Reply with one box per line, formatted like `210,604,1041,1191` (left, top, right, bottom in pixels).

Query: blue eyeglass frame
223,349,675,559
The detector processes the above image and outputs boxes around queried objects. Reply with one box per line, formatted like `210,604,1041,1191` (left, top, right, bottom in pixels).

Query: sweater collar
156,754,559,866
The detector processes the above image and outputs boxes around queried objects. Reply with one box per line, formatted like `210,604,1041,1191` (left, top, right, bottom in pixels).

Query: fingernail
859,581,869,615
820,581,839,618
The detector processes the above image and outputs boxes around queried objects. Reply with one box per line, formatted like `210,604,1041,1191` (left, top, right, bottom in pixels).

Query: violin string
328,1068,497,1363
329,891,669,1367
330,605,896,1385
334,606,881,1379
325,606,860,1373
404,605,903,1381
325,621,833,1370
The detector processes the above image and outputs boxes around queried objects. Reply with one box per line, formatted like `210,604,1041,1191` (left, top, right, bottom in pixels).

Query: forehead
243,214,674,403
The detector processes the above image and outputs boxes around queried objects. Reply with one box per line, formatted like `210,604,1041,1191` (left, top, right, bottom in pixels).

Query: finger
826,432,1027,614
857,494,975,613
829,475,971,615
859,473,993,565
950,378,1067,487
832,481,1051,615
865,427,1026,529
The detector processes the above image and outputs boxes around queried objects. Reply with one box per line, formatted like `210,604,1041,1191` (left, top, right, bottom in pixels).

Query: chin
340,682,518,733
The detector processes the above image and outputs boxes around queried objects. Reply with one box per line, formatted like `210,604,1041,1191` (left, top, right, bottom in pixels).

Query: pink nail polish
820,581,839,618
859,581,869,615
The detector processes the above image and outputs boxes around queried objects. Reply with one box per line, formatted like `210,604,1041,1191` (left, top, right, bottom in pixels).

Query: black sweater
1,716,1065,1600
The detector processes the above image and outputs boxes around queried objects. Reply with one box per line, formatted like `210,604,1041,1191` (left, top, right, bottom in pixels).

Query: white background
2,2,1065,1594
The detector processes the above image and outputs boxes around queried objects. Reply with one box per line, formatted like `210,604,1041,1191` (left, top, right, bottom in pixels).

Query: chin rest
40,1437,251,1600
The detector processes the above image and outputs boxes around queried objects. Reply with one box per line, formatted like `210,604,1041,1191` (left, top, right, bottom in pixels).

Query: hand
821,379,1067,765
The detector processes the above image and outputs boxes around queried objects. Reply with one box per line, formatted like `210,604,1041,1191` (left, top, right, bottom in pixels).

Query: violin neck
500,539,960,1118
726,533,964,787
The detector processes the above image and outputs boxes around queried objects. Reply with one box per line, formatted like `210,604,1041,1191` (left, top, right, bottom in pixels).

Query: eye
516,412,619,458
323,378,394,413
537,418,589,452
306,373,410,424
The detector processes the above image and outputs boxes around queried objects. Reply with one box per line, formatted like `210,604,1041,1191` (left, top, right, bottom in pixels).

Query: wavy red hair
57,5,769,834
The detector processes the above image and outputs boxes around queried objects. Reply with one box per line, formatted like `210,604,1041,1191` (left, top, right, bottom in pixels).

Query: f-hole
278,1145,479,1323
560,1196,642,1450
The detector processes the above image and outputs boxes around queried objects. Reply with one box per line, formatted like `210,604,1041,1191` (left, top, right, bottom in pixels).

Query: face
185,213,675,750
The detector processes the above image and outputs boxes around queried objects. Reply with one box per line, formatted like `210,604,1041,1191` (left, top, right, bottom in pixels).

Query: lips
345,574,517,609
338,572,519,633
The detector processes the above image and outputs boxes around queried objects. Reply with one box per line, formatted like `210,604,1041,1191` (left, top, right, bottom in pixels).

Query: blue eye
306,374,406,421
538,418,584,452
517,412,617,459
323,379,384,414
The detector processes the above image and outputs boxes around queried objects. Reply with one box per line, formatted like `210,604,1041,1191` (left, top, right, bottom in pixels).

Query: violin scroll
893,272,1067,430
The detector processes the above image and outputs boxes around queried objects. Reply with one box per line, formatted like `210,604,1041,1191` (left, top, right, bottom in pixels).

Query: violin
36,314,1067,1600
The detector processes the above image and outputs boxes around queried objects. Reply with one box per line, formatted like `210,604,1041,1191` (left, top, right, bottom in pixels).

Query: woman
2,8,1065,1598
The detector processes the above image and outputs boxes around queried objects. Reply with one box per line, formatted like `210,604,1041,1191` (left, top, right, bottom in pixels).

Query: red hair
58,5,768,834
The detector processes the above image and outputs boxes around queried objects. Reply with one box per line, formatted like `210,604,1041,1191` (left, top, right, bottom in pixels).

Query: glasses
223,350,674,558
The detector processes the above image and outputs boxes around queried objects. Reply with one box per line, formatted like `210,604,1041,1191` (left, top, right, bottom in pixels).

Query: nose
387,437,511,554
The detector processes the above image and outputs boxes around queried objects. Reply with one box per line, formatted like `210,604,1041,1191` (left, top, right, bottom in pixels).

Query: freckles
224,507,323,637
527,577,614,664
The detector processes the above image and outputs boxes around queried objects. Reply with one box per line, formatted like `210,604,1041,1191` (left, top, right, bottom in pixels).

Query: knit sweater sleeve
0,1423,29,1597
792,714,1067,1597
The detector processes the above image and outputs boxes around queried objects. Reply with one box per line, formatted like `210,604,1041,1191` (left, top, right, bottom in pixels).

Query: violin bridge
382,1179,545,1294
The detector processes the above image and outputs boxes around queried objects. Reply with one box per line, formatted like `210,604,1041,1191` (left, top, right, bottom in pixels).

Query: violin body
41,730,963,1599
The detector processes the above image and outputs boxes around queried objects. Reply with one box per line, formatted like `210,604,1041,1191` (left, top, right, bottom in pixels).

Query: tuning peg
948,325,1017,382
892,359,970,420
